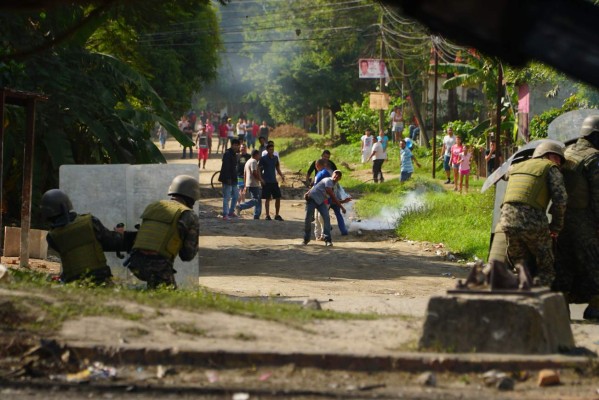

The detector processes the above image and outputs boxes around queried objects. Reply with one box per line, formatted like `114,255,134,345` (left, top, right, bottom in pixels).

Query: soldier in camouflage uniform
128,175,200,289
41,189,125,285
493,140,567,287
553,115,599,321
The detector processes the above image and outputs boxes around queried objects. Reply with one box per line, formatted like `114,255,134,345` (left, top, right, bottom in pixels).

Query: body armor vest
133,200,189,260
49,214,106,281
502,158,553,210
562,144,599,209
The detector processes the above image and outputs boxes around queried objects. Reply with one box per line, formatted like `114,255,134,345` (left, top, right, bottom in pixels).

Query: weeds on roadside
5,270,380,336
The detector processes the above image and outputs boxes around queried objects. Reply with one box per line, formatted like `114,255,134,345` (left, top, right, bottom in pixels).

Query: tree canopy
0,1,221,222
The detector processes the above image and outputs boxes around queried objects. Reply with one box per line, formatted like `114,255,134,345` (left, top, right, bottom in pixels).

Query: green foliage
335,95,379,143
529,93,590,140
87,0,221,114
239,0,380,122
529,108,563,140
0,2,220,223
444,120,475,142
398,189,494,259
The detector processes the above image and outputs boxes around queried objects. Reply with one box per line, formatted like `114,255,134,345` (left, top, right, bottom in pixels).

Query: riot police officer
127,175,200,289
554,115,599,320
492,140,567,288
41,189,124,284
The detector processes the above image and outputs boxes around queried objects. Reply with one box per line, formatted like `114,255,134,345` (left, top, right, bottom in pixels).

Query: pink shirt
450,144,463,165
459,152,472,171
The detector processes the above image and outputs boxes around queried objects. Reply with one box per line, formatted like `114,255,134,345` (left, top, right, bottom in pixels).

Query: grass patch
6,270,380,335
397,188,494,259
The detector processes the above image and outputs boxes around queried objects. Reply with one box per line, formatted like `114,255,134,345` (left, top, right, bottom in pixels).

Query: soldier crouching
490,140,567,288
127,175,200,289
41,189,125,285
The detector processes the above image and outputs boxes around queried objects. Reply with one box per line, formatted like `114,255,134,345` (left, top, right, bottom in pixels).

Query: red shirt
219,123,228,138
252,123,259,137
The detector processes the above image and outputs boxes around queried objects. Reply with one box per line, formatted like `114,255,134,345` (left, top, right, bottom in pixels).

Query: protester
302,170,346,246
360,128,374,163
219,139,241,220
367,135,386,183
260,143,285,221
399,139,420,182
236,149,265,219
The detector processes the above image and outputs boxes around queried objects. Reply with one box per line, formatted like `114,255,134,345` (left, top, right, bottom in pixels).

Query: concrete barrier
419,289,575,354
60,164,199,288
3,226,48,259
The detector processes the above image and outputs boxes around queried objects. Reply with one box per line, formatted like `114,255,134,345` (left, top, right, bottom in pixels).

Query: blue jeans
182,146,193,158
304,199,331,242
409,125,420,140
222,184,239,216
238,186,262,218
443,155,451,172
400,170,413,182
330,204,348,235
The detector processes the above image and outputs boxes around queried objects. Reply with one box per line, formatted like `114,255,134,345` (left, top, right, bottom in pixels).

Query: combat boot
582,296,599,321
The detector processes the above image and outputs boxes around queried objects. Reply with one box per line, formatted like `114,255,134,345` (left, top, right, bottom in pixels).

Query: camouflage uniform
128,200,199,289
553,138,599,302
494,161,567,286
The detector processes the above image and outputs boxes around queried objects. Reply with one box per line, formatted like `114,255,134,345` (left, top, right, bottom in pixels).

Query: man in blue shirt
400,139,421,182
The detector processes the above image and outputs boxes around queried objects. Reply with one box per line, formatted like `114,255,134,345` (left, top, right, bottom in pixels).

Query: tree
0,2,222,223
239,0,380,122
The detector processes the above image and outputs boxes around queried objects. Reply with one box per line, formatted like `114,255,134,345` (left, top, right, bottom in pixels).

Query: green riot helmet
532,140,565,164
168,175,201,202
580,115,599,137
40,189,73,220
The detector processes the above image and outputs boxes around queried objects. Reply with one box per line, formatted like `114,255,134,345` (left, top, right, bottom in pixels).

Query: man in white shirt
367,136,387,183
440,127,456,184
302,170,346,246
360,128,374,163
236,150,264,219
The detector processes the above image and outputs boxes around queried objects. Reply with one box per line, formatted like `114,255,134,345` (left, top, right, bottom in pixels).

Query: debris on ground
537,369,561,386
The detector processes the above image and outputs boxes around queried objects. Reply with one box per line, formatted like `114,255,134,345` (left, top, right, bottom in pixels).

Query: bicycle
210,170,222,194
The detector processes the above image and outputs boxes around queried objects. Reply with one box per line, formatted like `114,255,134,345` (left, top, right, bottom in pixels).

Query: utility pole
494,61,503,170
378,12,385,133
432,42,439,179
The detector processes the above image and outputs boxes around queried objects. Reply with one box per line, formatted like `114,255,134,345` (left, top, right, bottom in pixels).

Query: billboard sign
358,58,389,79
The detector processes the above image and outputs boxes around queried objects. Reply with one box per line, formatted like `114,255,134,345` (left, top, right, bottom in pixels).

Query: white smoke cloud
347,189,426,232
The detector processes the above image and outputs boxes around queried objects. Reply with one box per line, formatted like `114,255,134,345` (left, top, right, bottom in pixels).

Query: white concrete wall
60,164,199,288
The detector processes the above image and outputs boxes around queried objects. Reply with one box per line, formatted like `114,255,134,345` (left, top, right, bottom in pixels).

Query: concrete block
59,164,199,288
418,290,575,354
537,369,560,386
3,226,48,258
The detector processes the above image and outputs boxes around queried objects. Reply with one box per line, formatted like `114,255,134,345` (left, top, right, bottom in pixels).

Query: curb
67,345,597,373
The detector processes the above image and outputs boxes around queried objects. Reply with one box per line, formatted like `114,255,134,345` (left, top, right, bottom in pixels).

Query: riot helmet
168,175,201,202
580,115,599,137
532,140,565,164
40,189,73,223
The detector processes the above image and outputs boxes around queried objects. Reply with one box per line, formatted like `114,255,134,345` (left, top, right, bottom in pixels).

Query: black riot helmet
40,189,73,225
